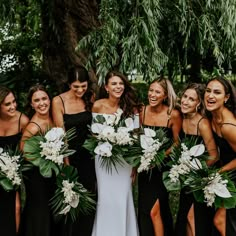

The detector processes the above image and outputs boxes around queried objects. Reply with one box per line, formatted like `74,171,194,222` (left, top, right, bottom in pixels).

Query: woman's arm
219,124,236,172
199,118,219,166
52,96,64,128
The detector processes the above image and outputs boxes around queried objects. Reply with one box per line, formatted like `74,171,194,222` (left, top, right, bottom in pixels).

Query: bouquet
50,165,96,223
0,147,22,191
184,168,236,208
163,137,236,208
163,137,207,191
83,108,137,172
23,127,76,177
125,127,169,173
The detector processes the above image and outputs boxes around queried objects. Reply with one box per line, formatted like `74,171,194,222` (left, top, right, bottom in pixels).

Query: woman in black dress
0,86,29,236
20,84,55,236
205,76,236,236
52,65,96,236
138,77,182,236
175,83,218,236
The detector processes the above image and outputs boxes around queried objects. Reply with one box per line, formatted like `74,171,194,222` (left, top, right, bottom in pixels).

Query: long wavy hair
26,84,52,118
181,83,207,117
100,70,142,117
149,77,178,115
67,65,93,112
206,76,236,116
0,86,14,105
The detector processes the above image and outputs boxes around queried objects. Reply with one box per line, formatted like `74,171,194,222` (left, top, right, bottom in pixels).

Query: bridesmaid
138,77,182,236
0,86,29,236
52,65,96,236
204,76,236,236
175,83,218,236
19,84,55,236
91,70,141,236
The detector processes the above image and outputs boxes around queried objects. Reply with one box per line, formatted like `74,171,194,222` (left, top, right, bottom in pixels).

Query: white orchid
203,172,232,206
45,127,65,142
138,128,166,173
169,143,205,183
94,142,113,157
59,180,80,215
0,149,21,187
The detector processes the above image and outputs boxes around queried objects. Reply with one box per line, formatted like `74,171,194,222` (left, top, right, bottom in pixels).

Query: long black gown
57,96,96,236
0,132,22,236
19,122,56,236
138,107,174,236
174,131,215,236
213,123,236,236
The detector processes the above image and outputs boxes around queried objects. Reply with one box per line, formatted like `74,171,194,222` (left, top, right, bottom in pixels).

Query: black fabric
0,115,22,236
138,124,174,236
56,98,96,236
213,127,236,236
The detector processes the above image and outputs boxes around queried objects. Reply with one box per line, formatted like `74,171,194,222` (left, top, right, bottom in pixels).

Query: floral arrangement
163,137,207,191
184,168,236,208
23,127,76,177
133,128,169,173
83,108,138,172
50,165,96,223
163,137,236,208
0,147,22,191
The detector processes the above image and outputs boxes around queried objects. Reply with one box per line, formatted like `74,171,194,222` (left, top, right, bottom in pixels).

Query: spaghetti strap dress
0,114,23,236
213,123,236,236
91,112,139,236
138,107,174,236
57,96,96,236
175,119,215,236
19,122,56,236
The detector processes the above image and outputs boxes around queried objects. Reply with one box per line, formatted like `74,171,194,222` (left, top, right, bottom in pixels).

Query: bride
91,70,141,236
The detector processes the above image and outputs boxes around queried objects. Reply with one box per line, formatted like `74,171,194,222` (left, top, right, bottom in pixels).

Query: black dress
175,129,215,236
0,132,22,236
19,122,56,236
213,123,236,236
57,96,96,236
138,107,174,236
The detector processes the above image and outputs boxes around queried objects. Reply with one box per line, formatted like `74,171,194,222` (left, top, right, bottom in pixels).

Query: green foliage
76,0,167,84
50,165,96,223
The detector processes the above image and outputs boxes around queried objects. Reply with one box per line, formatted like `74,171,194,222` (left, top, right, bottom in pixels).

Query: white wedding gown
92,113,139,236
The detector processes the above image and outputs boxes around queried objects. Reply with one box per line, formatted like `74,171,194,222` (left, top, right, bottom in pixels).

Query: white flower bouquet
183,168,236,208
23,127,76,177
163,137,236,208
135,128,169,173
163,137,207,191
50,165,96,223
83,108,137,172
0,147,22,191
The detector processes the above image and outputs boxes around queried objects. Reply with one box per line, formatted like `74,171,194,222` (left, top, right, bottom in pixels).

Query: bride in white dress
91,70,140,236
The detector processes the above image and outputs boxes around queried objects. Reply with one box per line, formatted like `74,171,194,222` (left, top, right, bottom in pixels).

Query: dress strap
142,106,147,125
221,122,236,127
58,95,66,114
18,113,23,133
196,117,205,135
29,121,42,133
166,110,171,127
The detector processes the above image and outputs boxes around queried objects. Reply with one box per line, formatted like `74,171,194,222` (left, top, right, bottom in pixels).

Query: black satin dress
213,125,236,236
19,122,56,236
0,133,21,236
174,132,215,236
138,123,174,236
57,96,96,236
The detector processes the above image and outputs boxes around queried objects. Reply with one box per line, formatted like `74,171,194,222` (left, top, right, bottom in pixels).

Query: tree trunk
41,0,100,92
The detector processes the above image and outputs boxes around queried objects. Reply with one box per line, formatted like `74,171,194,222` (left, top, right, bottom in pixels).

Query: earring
225,100,227,104
107,90,109,94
